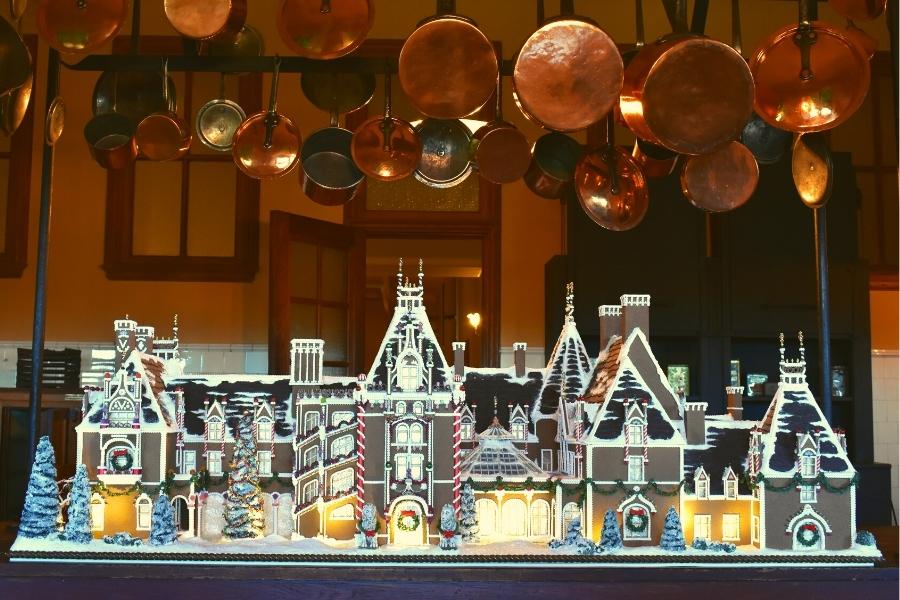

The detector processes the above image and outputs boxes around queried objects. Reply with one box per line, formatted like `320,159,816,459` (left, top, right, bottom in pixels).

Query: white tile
221,351,244,374
244,351,268,375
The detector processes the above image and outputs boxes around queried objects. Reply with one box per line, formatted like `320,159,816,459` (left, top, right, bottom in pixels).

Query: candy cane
221,398,227,456
356,402,366,518
203,397,209,458
270,397,275,461
642,400,649,464
452,403,462,514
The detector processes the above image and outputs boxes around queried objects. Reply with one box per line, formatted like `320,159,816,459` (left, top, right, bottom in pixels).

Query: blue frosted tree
19,436,60,538
223,412,265,539
599,509,623,551
659,507,686,551
458,483,479,542
150,494,178,546
64,464,92,544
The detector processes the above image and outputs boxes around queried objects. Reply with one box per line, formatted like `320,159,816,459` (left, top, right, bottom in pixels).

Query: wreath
109,448,133,473
625,507,649,533
796,523,821,547
396,509,421,532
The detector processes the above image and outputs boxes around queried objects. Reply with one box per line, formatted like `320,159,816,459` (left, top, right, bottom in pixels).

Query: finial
397,257,404,287
417,258,424,286
125,313,129,320
565,282,575,323
778,332,786,362
493,395,498,418
798,330,806,360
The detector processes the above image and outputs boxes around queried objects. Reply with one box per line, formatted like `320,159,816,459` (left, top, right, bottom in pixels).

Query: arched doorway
530,499,550,537
502,499,527,536
391,498,426,546
476,498,498,537
793,519,826,551
171,496,190,532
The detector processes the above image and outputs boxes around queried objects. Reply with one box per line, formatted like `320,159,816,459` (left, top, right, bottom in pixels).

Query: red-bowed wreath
625,507,649,533
796,523,821,547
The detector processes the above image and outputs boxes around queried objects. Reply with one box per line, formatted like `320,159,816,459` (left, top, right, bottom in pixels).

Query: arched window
530,499,550,537
502,498,527,536
399,355,419,391
562,502,581,534
303,411,320,433
476,498,498,537
412,401,424,416
207,417,224,441
627,420,643,445
395,401,407,416
330,468,354,494
409,423,424,444
395,423,409,444
256,419,273,442
135,493,153,531
331,435,354,457
302,480,319,503
303,445,319,468
331,411,354,427
461,419,474,440
800,450,817,478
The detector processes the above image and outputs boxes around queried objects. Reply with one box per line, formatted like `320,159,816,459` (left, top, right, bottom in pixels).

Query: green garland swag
464,476,687,506
796,523,821,547
748,472,859,494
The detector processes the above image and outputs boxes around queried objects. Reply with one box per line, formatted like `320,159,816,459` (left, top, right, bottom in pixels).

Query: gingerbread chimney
726,386,744,419
620,294,651,340
453,342,466,378
513,342,527,378
598,305,622,349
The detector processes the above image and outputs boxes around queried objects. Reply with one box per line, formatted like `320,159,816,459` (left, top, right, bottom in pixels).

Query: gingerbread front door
392,500,426,546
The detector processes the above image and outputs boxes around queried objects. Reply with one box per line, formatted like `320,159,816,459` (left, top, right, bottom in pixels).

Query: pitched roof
684,417,754,495
461,367,544,433
532,318,593,417
460,417,547,480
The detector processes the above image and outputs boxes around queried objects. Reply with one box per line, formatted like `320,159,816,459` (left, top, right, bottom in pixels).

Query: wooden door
269,212,365,376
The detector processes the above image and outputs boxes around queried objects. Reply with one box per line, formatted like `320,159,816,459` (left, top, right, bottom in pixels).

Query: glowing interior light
467,312,481,331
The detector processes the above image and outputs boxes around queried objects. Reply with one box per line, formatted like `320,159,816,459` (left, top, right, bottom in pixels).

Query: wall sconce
466,312,481,331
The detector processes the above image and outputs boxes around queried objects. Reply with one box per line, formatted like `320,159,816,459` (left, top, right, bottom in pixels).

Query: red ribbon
401,510,417,517
629,508,644,516
442,530,455,538
802,524,817,532
364,530,376,538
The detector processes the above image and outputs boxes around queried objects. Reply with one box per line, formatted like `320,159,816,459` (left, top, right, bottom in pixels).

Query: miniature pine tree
563,515,583,544
439,503,459,550
150,494,178,546
357,503,378,549
458,483,479,542
19,436,61,538
659,507,686,551
64,464,92,544
223,412,265,539
599,509,623,551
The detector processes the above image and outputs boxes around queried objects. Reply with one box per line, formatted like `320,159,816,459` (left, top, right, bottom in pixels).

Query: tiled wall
871,350,899,520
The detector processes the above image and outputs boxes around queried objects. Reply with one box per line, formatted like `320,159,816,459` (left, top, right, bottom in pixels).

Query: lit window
257,450,272,476
412,401,424,416
511,421,527,440
399,356,419,391
627,455,644,482
722,513,740,541
330,468,354,494
801,450,817,478
395,401,407,415
90,494,105,532
725,478,738,500
182,450,196,475
562,502,581,534
331,435,354,458
696,477,709,500
501,498,527,536
409,423,424,444
331,411,354,427
304,411,320,433
751,515,760,544
302,480,319,503
627,422,643,445
395,453,424,480
135,494,153,530
530,499,550,536
303,445,319,468
461,421,474,440
330,504,355,520
207,450,222,475
207,419,224,441
800,484,817,503
395,423,409,444
257,420,273,442
476,499,498,537
694,514,711,541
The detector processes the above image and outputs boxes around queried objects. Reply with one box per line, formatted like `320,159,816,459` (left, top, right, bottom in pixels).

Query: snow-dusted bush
856,530,877,546
458,484,478,542
64,464,92,544
150,494,178,546
659,508,686,551
549,516,596,555
598,509,623,552
19,436,60,538
103,532,143,546
692,538,736,553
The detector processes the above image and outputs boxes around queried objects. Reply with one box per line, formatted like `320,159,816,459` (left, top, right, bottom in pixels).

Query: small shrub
692,538,735,553
855,530,876,546
692,538,709,550
103,532,143,546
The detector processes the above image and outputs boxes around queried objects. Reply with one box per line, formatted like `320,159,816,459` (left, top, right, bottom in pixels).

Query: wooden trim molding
0,35,37,278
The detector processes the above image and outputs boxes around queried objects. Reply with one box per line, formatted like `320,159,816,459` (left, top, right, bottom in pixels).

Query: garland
796,523,821,547
748,472,859,494
396,510,421,532
463,477,688,505
624,507,649,533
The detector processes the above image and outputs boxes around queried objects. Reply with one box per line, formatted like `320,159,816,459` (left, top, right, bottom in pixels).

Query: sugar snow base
10,535,882,568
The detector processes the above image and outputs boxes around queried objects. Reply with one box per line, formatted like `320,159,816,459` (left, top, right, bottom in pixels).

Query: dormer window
511,421,527,440
257,420,273,442
695,469,709,500
627,421,643,446
461,420,473,440
725,478,738,499
800,450,817,478
207,418,224,442
399,356,419,391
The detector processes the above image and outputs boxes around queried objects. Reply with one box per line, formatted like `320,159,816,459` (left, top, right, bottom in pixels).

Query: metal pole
814,205,832,423
28,49,61,464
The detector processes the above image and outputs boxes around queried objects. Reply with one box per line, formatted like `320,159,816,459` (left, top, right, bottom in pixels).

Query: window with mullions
103,37,260,282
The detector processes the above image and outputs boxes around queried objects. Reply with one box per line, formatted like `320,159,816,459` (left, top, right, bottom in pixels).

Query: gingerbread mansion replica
12,262,880,564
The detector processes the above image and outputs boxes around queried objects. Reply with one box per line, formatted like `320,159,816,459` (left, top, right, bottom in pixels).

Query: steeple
778,331,807,386
396,257,425,312
565,282,575,324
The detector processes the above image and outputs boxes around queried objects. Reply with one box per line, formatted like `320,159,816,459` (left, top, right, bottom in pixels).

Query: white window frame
395,423,409,444
622,504,651,541
627,455,644,483
627,421,643,446
722,513,741,541
207,450,223,475
751,515,760,544
409,423,424,445
696,477,709,500
693,514,711,541
412,401,424,416
725,477,738,500
511,421,527,440
331,411,354,427
182,450,196,475
395,453,424,480
476,498,498,537
502,498,527,536
530,499,551,537
562,502,582,535
461,421,474,440
304,411,320,433
135,494,153,531
330,503,355,520
303,445,319,468
256,420,274,442
541,449,553,472
90,493,105,532
257,450,272,476
801,450,817,478
399,357,419,392
800,484,818,503
302,479,319,503
331,435,354,458
395,401,407,416
207,419,224,442
330,468,354,495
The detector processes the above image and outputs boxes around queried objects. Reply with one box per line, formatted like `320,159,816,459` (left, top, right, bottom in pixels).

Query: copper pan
399,2,498,119
792,132,833,208
750,0,870,133
414,118,473,188
843,20,878,59
0,14,30,97
195,74,246,152
165,0,246,41
574,114,649,231
0,71,32,137
84,72,137,169
301,112,365,206
93,70,176,125
45,96,66,146
231,58,301,180
523,132,582,199
278,0,374,60
681,141,759,212
472,71,531,184
9,0,28,22
632,139,676,178
351,71,421,182
301,71,375,115
513,0,623,132
37,0,128,54
829,0,886,20
135,60,192,161
201,24,265,67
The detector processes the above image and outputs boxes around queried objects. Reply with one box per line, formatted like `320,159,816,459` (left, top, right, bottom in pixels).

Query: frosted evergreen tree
19,436,61,538
357,503,378,549
598,509,623,552
458,483,479,542
223,412,265,539
64,464,92,544
659,507,686,551
150,494,178,546
550,516,595,555
439,503,459,550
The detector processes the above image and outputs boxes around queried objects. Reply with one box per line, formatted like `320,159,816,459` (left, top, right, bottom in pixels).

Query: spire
396,257,404,293
565,282,575,324
493,395,498,418
798,330,806,362
778,332,785,363
417,257,424,287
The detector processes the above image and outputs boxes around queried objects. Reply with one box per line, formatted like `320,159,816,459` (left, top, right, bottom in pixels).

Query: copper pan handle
603,112,620,195
794,0,818,81
380,66,395,152
319,0,331,15
264,56,281,149
437,0,455,16
635,0,645,48
731,0,742,56
536,0,544,26
560,0,574,16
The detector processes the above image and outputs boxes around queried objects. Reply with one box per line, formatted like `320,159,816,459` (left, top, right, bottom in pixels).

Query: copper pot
37,0,128,54
135,60,192,161
843,20,878,59
201,24,265,65
523,132,582,199
413,118,473,188
231,59,301,180
750,4,870,133
513,0,623,132
829,0,886,20
620,34,754,155
84,112,137,170
0,71,31,137
301,114,365,206
472,72,531,184
631,139,677,178
792,132,833,208
278,0,374,59
351,71,421,182
681,141,759,213
399,6,498,120
0,13,30,97
165,0,247,41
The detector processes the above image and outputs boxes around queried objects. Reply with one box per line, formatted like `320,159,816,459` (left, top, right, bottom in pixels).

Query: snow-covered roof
684,421,754,495
461,368,544,433
531,304,593,418
460,417,547,480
